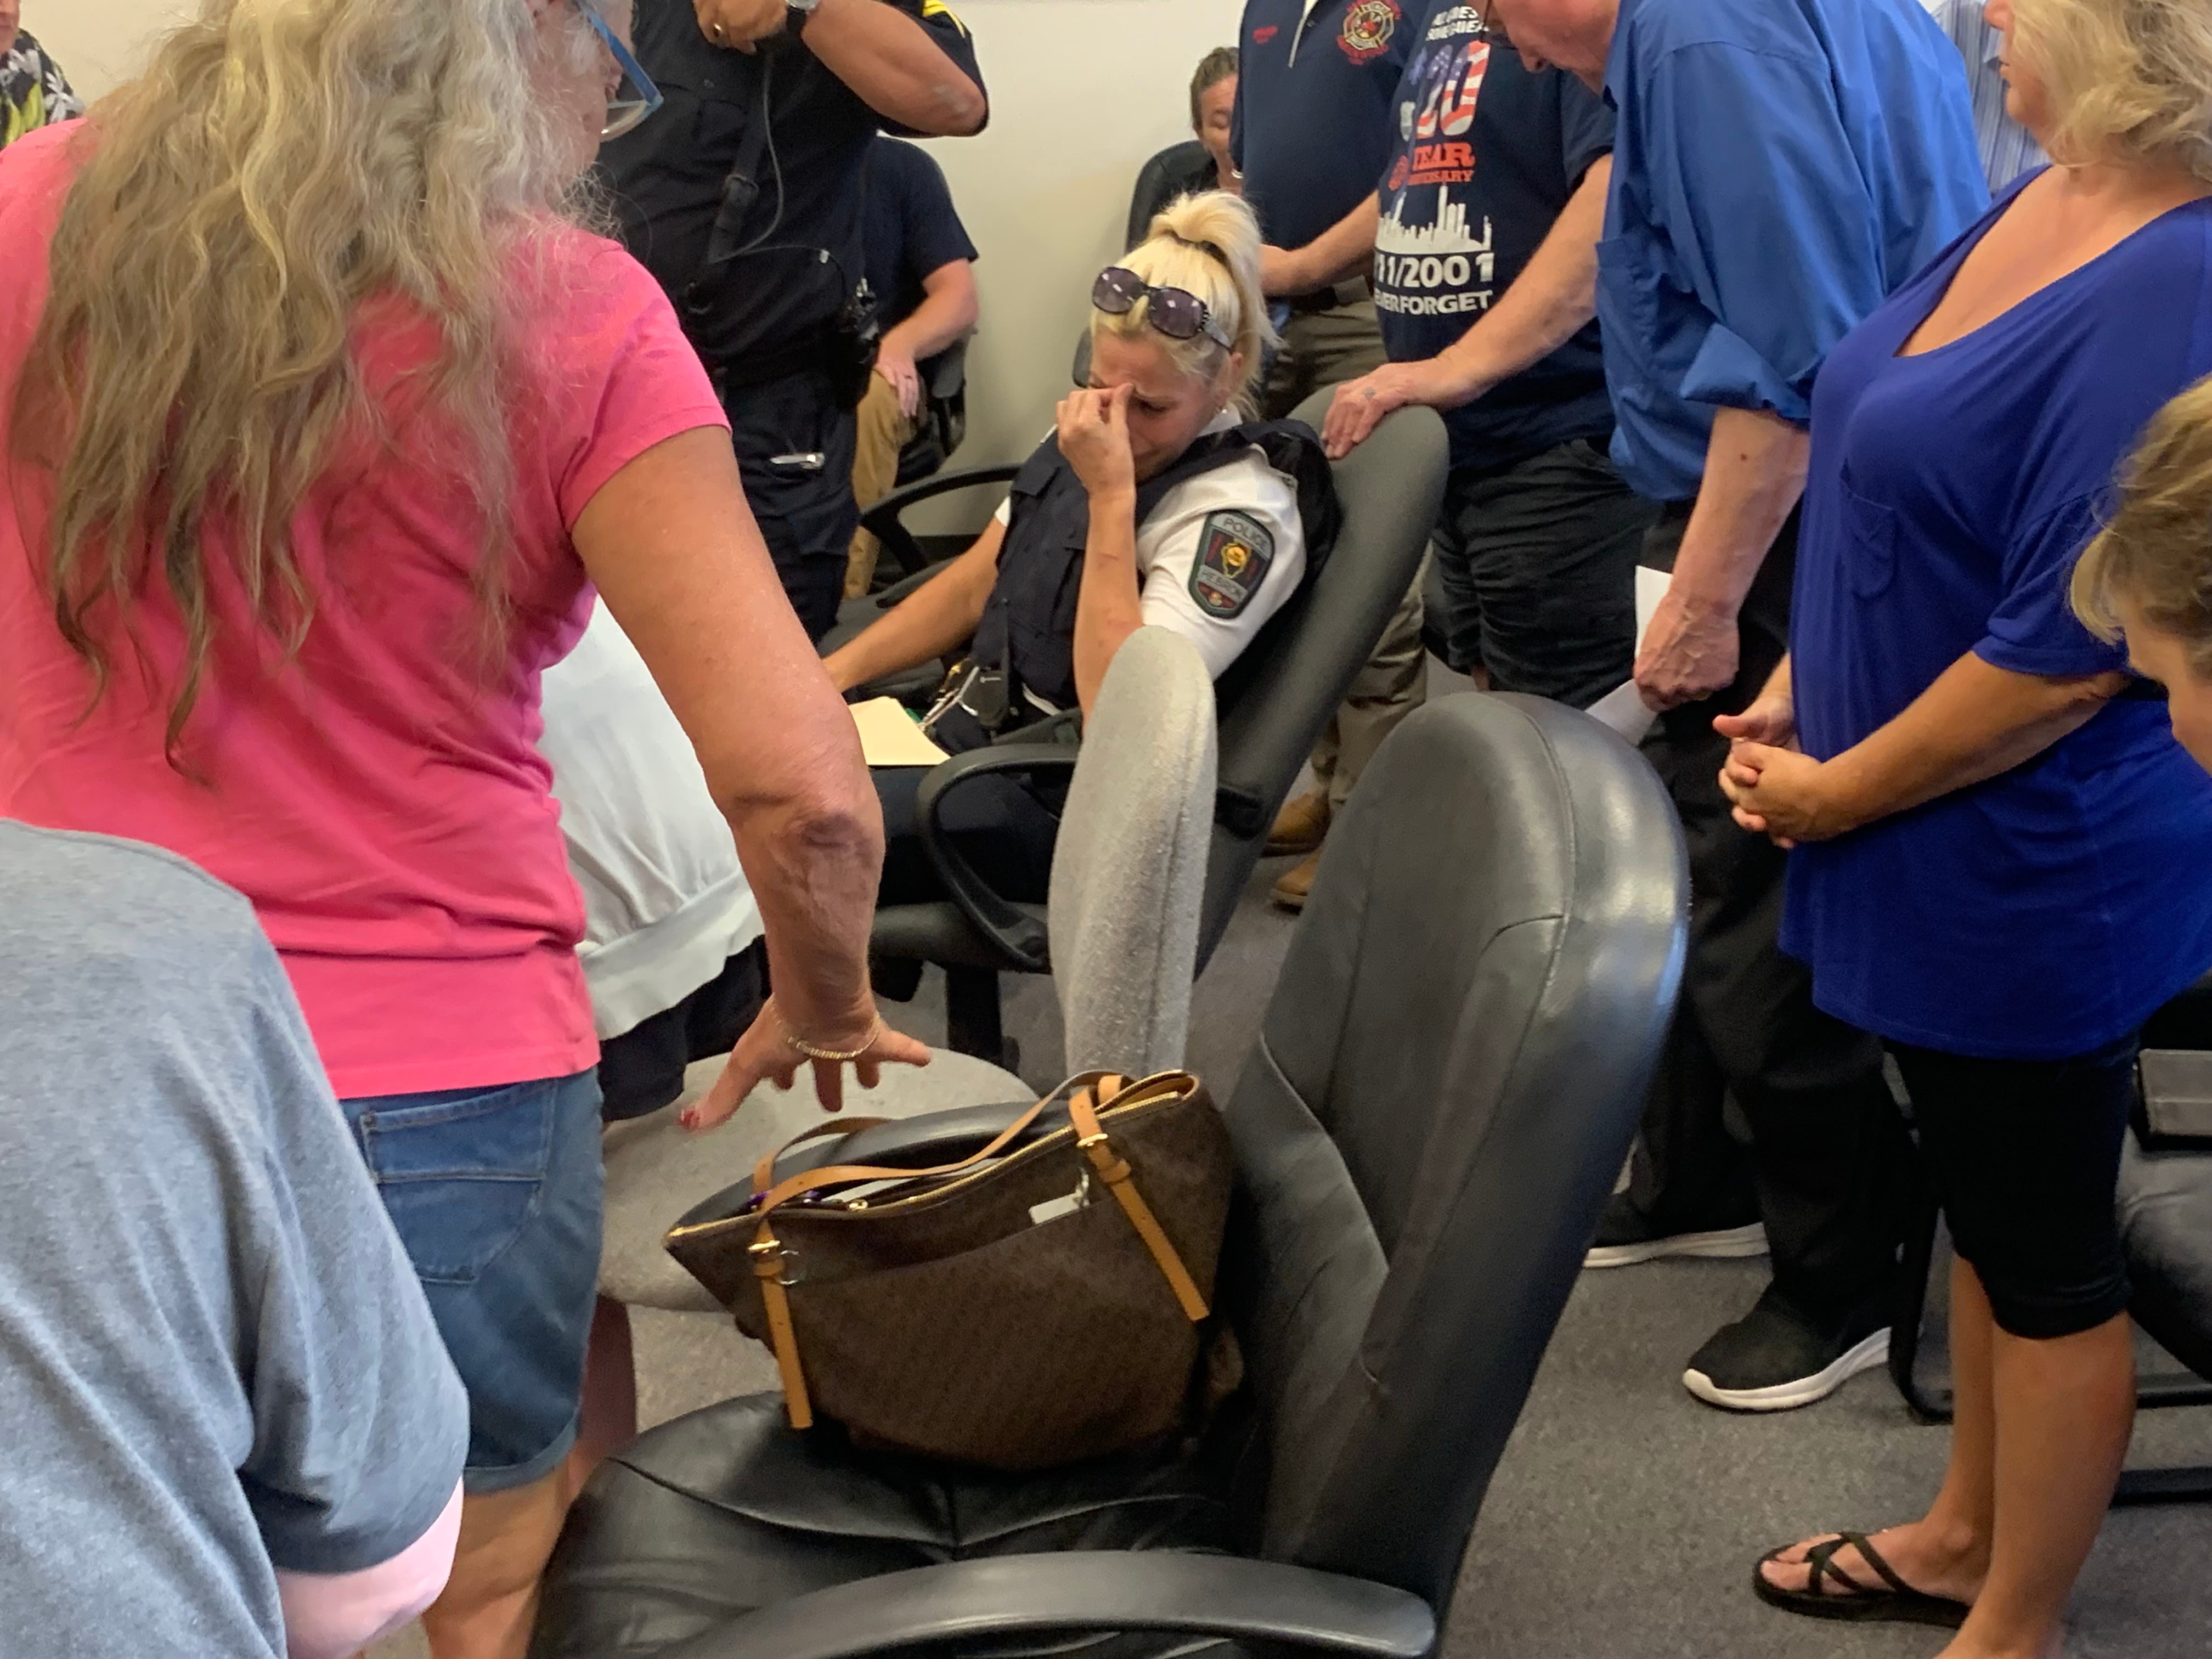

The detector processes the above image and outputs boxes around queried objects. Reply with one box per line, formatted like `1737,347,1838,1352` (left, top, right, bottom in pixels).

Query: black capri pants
1892,1035,2138,1340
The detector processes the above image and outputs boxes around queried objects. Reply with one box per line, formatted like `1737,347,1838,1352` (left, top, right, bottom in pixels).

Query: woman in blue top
1717,0,2212,1651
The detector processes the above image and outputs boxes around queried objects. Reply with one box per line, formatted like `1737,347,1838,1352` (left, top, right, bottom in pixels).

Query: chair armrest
925,337,969,403
859,463,1023,578
664,1553,1437,1659
913,743,1079,972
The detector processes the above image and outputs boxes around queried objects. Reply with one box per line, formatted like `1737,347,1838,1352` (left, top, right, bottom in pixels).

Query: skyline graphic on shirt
1378,186,1495,259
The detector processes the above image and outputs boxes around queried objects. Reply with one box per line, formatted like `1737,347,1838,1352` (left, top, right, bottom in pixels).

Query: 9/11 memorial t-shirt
1374,5,1618,472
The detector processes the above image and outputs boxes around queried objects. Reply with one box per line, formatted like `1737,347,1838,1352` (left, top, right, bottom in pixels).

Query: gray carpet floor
378,848,2212,1659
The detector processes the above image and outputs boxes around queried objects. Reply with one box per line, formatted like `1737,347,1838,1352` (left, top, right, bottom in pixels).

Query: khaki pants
1259,293,1390,423
1310,566,1429,812
846,374,921,599
1260,295,1425,813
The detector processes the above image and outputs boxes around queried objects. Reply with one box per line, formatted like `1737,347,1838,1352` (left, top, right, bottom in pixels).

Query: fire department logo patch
1339,0,1403,64
1190,511,1276,619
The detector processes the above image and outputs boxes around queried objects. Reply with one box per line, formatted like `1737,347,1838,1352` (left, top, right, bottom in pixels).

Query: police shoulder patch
1189,511,1276,620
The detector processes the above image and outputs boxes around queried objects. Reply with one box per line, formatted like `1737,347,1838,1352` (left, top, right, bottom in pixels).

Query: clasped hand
1057,383,1137,499
1712,691,1842,849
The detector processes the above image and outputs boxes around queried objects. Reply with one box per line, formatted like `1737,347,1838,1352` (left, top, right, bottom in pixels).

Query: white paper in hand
1582,566,1675,742
1635,566,1670,650
1589,680,1658,744
851,697,950,769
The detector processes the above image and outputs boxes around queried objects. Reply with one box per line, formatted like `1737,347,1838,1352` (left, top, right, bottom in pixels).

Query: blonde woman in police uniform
825,189,1339,911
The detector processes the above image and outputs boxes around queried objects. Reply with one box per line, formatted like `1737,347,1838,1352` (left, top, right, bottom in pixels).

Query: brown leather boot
1266,791,1331,857
1271,849,1322,912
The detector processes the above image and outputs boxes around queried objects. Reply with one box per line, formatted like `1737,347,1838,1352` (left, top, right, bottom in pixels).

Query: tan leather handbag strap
1067,1084,1210,1324
746,1070,1141,1220
749,1222,815,1429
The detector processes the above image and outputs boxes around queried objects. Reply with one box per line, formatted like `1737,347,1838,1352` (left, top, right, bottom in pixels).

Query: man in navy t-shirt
1321,10,1654,724
847,137,980,596
1234,0,1418,417
1235,0,1431,910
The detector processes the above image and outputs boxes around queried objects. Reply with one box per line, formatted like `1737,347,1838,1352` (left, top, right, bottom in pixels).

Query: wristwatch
787,0,822,33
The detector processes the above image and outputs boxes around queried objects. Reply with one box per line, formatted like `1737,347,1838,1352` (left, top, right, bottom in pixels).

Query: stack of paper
850,697,951,769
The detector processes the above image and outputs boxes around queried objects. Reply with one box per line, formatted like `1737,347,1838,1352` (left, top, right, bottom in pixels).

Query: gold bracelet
777,1012,883,1064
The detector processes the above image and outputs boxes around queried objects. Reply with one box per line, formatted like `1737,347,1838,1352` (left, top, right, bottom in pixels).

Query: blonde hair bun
1097,190,1278,412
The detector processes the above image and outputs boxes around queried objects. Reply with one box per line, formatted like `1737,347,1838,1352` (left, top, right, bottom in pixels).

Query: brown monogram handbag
663,1070,1233,1471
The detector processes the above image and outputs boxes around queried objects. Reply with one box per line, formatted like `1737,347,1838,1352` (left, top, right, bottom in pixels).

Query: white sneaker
1583,1222,1769,1269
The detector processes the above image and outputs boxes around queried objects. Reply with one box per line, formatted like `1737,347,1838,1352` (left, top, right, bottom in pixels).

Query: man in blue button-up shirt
1489,0,1985,1414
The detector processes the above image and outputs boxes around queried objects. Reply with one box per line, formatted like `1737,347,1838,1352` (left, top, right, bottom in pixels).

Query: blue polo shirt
1234,0,1426,253
1596,0,1985,501
1784,186,2212,1059
1374,13,1615,471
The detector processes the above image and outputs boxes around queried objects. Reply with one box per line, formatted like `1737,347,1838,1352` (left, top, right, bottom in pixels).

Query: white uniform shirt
991,410,1308,682
539,606,763,1041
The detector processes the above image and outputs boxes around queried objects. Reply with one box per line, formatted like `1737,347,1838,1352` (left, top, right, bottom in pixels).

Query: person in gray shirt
0,822,469,1658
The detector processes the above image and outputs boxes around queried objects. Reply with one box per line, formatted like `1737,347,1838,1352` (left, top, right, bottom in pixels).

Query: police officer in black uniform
821,194,1340,912
601,0,987,640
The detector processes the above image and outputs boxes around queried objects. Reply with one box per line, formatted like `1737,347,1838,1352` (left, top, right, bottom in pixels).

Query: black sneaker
1683,1288,1890,1413
1583,1192,1767,1268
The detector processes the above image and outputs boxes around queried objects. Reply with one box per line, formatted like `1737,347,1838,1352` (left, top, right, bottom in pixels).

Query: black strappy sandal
1753,1530,1971,1628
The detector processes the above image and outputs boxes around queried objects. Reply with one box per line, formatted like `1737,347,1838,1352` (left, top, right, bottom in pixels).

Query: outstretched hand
680,997,932,1132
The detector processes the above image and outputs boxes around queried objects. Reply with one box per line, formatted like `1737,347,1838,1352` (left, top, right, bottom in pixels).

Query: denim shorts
342,1070,604,1493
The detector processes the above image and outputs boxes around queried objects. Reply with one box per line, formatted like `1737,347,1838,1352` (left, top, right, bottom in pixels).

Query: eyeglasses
572,0,663,141
1092,267,1232,349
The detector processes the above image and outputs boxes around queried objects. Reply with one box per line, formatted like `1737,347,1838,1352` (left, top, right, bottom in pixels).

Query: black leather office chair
891,338,973,491
1127,140,1214,250
1890,972,2212,1504
867,393,1449,1059
529,691,1689,1659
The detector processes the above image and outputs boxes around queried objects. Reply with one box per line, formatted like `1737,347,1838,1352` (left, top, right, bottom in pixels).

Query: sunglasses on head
1092,267,1233,350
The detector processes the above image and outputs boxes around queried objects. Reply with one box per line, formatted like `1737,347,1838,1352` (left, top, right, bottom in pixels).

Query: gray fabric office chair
868,396,1449,1059
1048,628,1216,1077
596,634,1216,1312
529,692,1688,1659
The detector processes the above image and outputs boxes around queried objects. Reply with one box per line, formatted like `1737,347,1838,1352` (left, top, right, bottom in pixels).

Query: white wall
913,0,1244,498
25,0,187,101
28,0,1244,521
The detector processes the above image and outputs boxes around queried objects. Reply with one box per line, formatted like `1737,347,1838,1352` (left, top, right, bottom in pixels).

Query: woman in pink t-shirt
0,0,927,1651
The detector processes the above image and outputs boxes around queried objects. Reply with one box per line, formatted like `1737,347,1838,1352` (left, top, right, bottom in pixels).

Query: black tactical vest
963,420,1341,730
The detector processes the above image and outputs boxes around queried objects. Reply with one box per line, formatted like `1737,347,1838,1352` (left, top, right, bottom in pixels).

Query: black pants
873,765,1062,909
595,940,770,1124
1422,436,1660,709
721,362,859,642
1893,1038,2137,1340
1621,503,1912,1321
